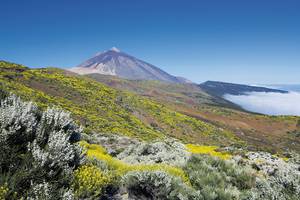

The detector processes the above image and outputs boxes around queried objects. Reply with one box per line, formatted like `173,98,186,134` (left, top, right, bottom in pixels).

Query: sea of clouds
224,92,300,116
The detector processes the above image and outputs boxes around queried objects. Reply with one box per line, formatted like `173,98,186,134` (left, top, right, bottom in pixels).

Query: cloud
224,92,300,116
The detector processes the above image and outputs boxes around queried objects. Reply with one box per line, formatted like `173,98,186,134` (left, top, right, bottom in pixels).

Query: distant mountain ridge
199,81,288,97
266,84,300,92
69,47,190,83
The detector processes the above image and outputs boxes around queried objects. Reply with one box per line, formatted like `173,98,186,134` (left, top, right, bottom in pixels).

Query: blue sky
1,0,300,84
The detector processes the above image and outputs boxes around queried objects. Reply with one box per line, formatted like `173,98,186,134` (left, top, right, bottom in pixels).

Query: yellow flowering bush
0,184,8,200
80,141,189,183
73,165,113,198
186,144,231,160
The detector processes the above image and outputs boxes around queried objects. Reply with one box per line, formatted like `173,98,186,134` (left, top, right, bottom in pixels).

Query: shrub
27,181,52,200
117,138,191,166
73,165,113,198
186,144,231,160
28,107,83,178
244,152,300,200
0,184,8,200
0,95,82,199
184,155,255,200
26,182,75,200
122,171,202,200
80,141,190,183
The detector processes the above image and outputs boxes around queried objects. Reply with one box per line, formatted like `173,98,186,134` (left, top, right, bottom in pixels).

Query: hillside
86,73,239,109
87,74,300,153
1,61,299,153
0,61,238,146
1,61,300,200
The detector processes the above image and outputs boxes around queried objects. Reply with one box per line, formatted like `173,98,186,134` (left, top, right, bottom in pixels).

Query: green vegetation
0,94,299,199
184,155,255,200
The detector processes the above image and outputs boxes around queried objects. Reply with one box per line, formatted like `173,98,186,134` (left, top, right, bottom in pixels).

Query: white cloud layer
224,92,300,116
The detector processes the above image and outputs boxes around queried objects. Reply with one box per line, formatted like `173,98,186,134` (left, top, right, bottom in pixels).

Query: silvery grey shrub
122,170,202,200
28,107,83,178
184,154,255,200
242,152,300,200
84,133,191,166
117,138,191,166
0,95,82,199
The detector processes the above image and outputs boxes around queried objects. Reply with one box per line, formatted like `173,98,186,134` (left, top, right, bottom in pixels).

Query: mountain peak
110,47,120,52
68,48,191,83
